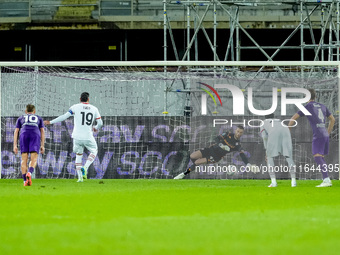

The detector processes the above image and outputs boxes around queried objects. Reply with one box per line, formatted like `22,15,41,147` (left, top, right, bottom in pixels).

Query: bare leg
29,152,38,168
28,152,38,174
190,150,203,161
313,153,328,179
174,150,209,179
21,153,28,174
21,153,28,183
184,151,208,175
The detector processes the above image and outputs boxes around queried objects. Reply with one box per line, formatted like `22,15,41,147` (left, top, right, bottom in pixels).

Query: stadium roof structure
163,0,340,62
167,0,334,4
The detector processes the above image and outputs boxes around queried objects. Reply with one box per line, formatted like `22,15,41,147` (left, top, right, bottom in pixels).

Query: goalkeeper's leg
184,158,209,174
183,162,198,176
184,150,208,175
174,161,200,179
174,150,205,179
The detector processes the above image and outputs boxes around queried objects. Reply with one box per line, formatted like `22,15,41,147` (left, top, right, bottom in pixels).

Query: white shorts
266,131,293,158
73,137,98,155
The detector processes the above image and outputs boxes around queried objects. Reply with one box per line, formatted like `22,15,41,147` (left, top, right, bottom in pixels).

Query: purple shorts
312,136,329,156
19,132,41,153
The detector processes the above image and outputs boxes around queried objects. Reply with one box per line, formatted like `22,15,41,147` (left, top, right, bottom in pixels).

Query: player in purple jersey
289,89,335,187
13,104,45,186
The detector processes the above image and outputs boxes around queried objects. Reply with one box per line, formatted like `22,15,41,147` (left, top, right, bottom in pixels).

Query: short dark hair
237,125,244,130
265,113,274,119
80,92,89,102
308,88,316,100
26,104,35,113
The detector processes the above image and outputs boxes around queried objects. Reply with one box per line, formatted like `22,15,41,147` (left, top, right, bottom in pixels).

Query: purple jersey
15,114,44,135
16,114,44,153
297,101,331,139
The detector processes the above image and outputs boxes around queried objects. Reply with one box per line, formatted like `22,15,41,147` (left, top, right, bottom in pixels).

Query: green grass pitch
0,179,339,255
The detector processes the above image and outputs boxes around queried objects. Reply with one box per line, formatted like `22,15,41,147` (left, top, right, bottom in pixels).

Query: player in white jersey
260,114,296,187
44,92,103,182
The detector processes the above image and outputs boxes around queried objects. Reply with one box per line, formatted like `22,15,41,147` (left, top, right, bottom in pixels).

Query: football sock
76,154,83,164
270,178,277,184
22,173,26,182
77,170,83,180
84,153,96,169
28,167,34,174
314,156,328,179
184,163,196,175
75,154,83,180
286,157,296,181
267,157,277,184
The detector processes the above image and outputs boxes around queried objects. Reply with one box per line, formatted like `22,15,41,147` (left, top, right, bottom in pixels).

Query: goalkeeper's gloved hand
219,143,230,151
247,163,260,173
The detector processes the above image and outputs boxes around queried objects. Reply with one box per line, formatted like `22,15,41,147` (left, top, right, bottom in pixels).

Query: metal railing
0,0,30,19
0,0,334,24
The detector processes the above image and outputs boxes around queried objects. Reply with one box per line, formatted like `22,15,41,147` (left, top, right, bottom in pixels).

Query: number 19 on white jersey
69,103,101,140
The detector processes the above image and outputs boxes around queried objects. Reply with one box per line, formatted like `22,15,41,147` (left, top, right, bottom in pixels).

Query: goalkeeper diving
174,125,259,179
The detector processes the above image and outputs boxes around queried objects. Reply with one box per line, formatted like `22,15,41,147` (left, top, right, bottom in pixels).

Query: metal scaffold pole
164,0,340,63
337,0,340,61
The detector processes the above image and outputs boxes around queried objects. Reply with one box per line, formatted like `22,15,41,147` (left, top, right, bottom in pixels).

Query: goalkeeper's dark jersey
201,131,244,163
214,131,243,152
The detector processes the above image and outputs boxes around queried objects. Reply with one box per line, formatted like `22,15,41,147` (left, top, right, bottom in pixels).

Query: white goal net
0,61,339,180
